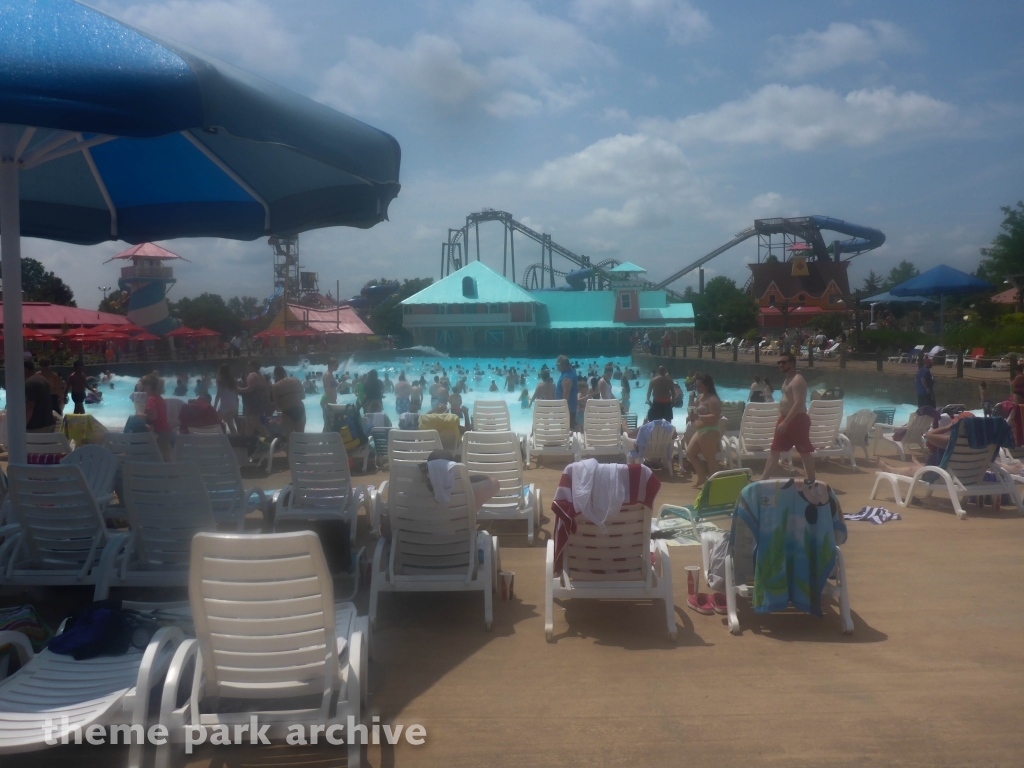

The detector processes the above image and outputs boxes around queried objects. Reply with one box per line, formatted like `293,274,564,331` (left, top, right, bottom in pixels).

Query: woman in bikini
684,372,722,487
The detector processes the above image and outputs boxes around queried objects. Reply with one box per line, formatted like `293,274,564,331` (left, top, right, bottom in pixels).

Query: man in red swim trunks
761,351,815,482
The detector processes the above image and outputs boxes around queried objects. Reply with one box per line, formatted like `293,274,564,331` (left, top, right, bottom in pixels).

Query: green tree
861,270,882,295
171,293,240,335
683,276,758,336
367,278,433,342
977,201,1024,284
0,257,76,306
98,289,128,315
226,296,263,321
882,260,920,291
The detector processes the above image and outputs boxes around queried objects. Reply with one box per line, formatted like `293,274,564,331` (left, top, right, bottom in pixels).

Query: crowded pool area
3,354,924,434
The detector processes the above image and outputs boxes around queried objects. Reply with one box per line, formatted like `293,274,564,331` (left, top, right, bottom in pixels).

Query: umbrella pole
1,126,27,465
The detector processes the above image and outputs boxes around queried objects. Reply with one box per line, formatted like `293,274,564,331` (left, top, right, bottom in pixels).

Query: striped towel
844,506,901,525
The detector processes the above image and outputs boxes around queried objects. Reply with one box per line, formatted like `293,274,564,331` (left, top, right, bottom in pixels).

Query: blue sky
30,0,1024,308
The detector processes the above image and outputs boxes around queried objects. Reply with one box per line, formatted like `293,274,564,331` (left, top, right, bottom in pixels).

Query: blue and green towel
733,480,847,617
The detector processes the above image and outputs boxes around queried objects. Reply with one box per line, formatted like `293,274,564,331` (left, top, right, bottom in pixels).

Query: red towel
550,463,661,575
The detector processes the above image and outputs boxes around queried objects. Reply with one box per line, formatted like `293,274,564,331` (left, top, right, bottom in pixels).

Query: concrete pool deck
2,440,1023,767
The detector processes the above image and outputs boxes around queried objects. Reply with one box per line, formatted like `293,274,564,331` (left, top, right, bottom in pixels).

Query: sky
25,0,1024,310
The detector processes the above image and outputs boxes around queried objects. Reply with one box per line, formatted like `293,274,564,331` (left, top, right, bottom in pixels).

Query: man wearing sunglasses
761,351,815,482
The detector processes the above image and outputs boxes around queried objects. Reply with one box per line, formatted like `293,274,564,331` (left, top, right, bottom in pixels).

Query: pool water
4,355,922,435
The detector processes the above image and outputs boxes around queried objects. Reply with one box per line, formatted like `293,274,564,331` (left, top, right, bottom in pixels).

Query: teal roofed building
401,261,693,353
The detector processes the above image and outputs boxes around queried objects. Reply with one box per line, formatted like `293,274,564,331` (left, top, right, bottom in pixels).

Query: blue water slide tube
810,216,886,257
563,268,593,291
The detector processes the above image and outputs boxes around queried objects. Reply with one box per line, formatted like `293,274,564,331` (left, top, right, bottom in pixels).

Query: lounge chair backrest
187,424,225,434
583,400,623,447
417,412,462,451
719,402,745,434
472,400,512,432
102,432,164,464
941,429,994,487
60,444,118,503
971,347,985,359
926,346,943,357
872,407,896,425
189,530,339,700
903,413,934,446
737,402,781,451
123,462,215,570
461,431,525,511
6,464,107,569
692,469,751,519
625,412,638,431
807,400,844,450
288,433,354,511
532,400,573,448
388,461,477,578
25,432,72,455
174,433,247,526
641,423,675,458
388,428,443,463
845,409,877,447
563,501,650,583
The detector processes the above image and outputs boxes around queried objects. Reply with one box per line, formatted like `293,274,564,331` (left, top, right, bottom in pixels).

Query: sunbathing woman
876,412,972,475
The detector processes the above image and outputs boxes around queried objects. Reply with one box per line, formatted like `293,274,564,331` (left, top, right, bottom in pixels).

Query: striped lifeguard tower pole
105,243,187,335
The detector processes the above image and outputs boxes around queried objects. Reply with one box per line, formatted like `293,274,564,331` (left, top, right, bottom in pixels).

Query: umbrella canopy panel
1,0,402,244
888,265,993,297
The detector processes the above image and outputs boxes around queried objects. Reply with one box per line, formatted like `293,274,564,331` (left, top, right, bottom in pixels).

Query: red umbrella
290,328,319,337
131,331,160,342
165,326,199,338
193,328,220,338
21,327,54,340
253,328,289,339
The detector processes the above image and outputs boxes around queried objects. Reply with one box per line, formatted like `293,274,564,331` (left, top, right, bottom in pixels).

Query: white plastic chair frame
370,462,499,630
462,430,542,544
25,432,72,456
174,433,267,531
871,431,1023,520
630,423,676,476
472,400,512,432
545,501,675,641
730,402,782,467
274,432,371,544
842,409,877,463
60,444,118,517
872,412,932,460
797,400,855,468
156,531,367,768
579,399,629,461
526,399,578,466
0,626,183,766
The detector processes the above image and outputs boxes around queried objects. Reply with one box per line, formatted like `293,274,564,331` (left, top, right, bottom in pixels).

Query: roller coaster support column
699,268,705,294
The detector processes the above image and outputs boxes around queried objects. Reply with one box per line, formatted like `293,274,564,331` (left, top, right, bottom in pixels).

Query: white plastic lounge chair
579,399,629,461
95,462,216,598
370,426,392,469
730,402,781,468
871,424,1023,520
324,403,371,470
629,422,676,476
700,498,853,635
60,444,118,516
798,400,855,468
156,531,368,768
164,398,184,433
462,430,541,543
184,423,224,434
372,429,445,535
822,341,842,358
716,337,735,349
370,461,498,630
873,412,932,460
25,432,71,457
273,432,371,543
102,432,164,504
545,498,675,641
472,400,512,432
719,402,745,437
0,625,183,766
842,409,877,463
897,345,925,363
526,400,577,466
174,432,267,531
925,345,944,359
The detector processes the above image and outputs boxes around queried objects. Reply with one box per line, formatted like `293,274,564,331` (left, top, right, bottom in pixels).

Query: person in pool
519,387,530,409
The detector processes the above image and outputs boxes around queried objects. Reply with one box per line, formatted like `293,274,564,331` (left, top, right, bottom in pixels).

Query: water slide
653,216,886,290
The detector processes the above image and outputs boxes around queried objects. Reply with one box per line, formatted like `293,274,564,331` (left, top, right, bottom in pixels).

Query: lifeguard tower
105,243,187,335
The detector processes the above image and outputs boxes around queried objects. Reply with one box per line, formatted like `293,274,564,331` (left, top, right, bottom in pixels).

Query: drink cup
685,565,700,596
500,571,515,601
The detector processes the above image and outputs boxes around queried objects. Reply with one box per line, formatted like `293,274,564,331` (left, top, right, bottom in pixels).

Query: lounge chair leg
369,538,386,629
725,554,740,635
657,543,676,640
481,532,493,630
545,540,555,641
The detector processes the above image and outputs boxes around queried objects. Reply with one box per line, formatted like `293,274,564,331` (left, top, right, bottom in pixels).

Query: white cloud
115,0,301,74
645,84,956,150
318,34,485,115
318,2,603,119
767,21,911,78
572,0,712,44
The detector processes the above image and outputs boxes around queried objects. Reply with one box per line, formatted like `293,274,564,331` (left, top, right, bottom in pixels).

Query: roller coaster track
519,259,621,290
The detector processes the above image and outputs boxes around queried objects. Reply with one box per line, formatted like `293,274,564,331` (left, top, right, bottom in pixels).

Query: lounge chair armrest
159,638,202,737
0,630,35,669
93,530,132,600
244,486,267,512
0,531,24,579
0,522,19,540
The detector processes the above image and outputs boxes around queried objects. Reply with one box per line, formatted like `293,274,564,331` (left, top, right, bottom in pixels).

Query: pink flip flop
687,593,714,615
710,593,728,615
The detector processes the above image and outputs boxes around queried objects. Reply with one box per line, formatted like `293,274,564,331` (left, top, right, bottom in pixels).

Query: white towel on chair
571,458,629,533
427,460,458,505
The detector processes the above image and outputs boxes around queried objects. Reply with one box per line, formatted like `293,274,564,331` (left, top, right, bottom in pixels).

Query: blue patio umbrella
862,291,936,324
889,265,993,332
0,0,401,462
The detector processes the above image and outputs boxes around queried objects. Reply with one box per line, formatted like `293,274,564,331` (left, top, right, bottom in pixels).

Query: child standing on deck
140,373,173,460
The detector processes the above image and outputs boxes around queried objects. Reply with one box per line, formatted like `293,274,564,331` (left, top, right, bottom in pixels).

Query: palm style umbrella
0,0,401,463
889,265,993,330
